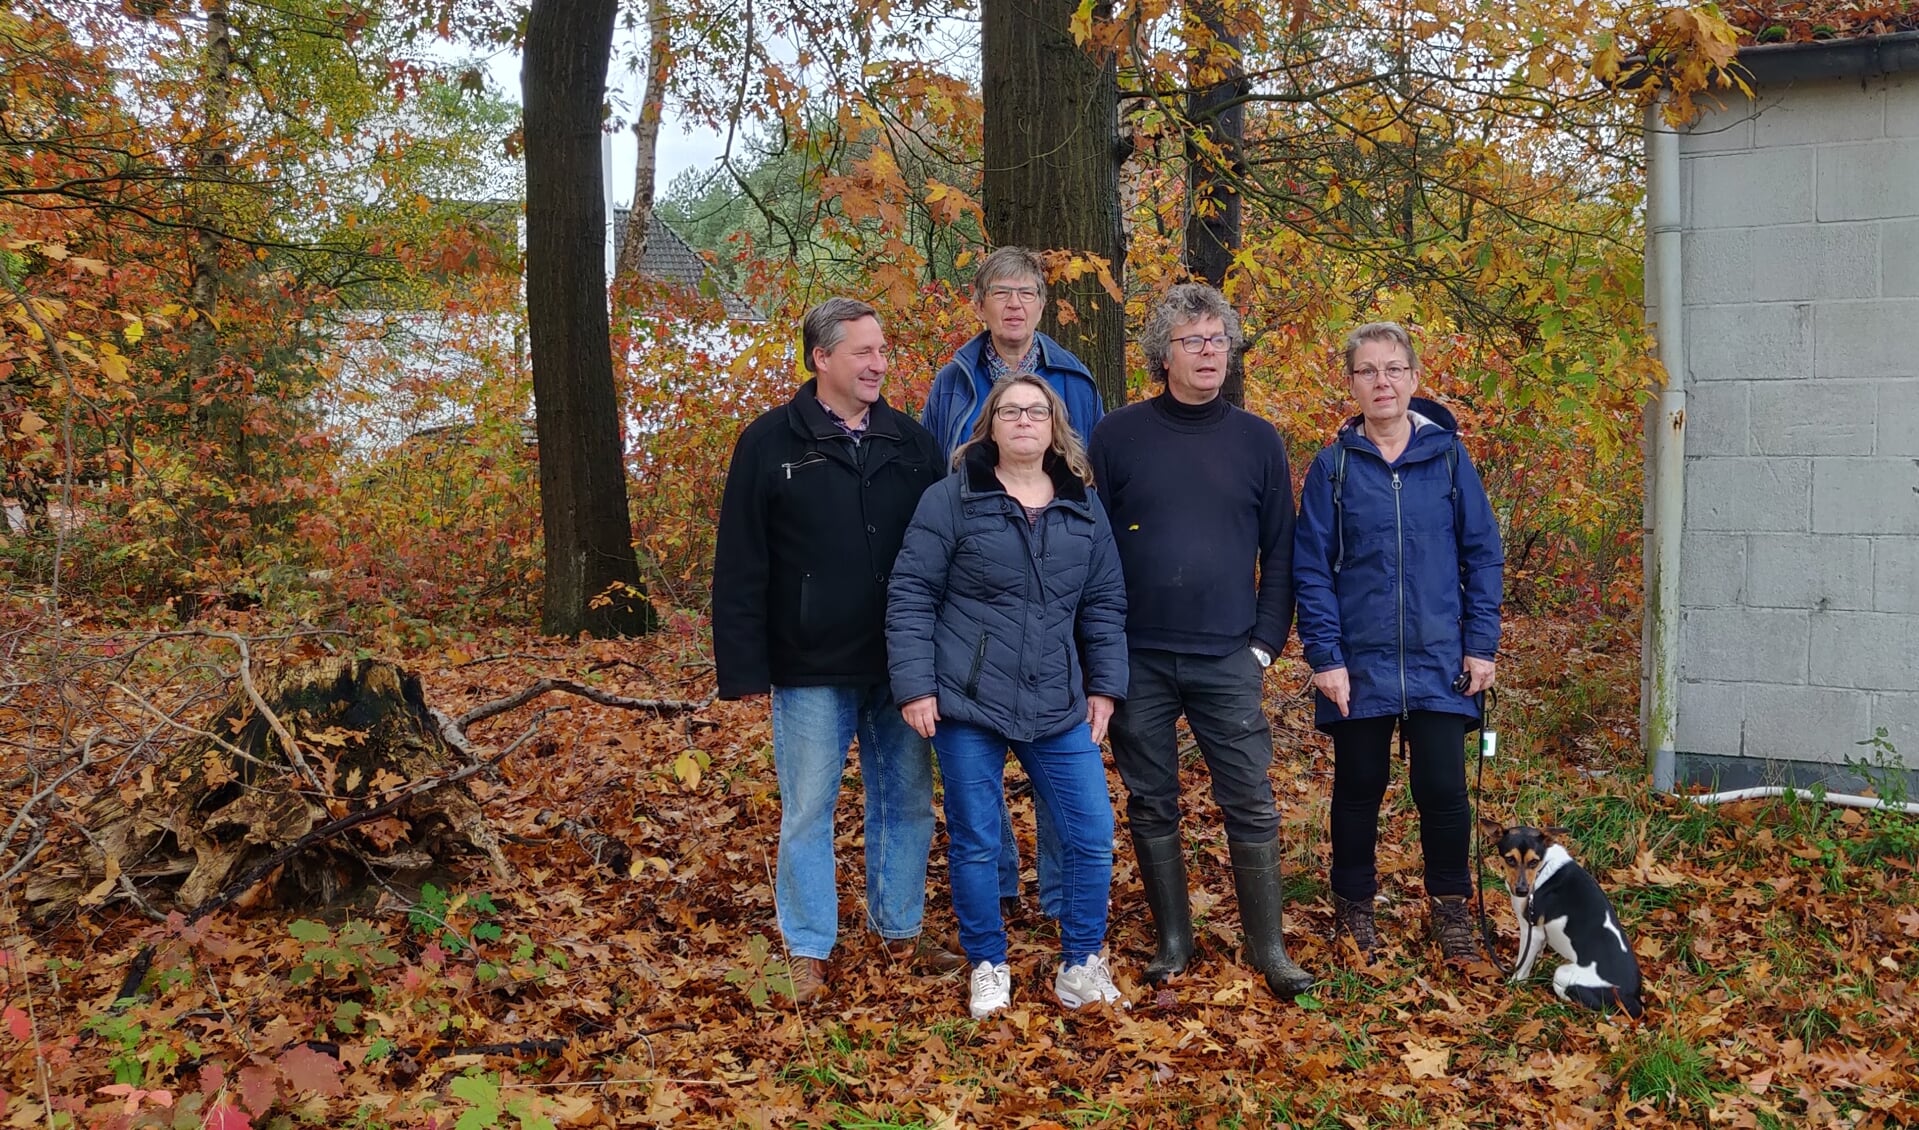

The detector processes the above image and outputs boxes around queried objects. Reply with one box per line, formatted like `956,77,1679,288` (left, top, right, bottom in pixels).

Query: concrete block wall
1675,69,1919,784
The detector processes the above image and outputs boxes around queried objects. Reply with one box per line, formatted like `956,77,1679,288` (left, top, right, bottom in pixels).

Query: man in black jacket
712,297,961,1004
1089,283,1313,1000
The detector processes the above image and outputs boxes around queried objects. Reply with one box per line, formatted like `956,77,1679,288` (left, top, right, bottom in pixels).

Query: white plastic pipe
1687,786,1919,815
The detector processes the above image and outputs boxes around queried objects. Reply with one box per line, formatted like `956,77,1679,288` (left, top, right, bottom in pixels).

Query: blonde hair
956,374,1094,486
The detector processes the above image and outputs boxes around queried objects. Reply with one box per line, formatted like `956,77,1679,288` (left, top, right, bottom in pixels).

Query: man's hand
902,696,940,739
1462,655,1496,696
1087,694,1116,745
1313,667,1351,717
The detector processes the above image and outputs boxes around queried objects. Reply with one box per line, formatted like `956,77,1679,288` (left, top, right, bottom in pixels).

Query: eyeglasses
1351,364,1413,383
985,285,1042,305
1173,333,1231,354
994,403,1053,422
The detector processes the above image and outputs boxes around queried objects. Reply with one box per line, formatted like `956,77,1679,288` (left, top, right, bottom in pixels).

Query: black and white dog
1495,826,1645,1019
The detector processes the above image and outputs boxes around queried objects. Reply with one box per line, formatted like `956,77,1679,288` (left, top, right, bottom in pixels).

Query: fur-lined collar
959,441,1090,504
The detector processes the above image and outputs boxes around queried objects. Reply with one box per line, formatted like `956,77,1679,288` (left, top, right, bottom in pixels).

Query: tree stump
28,657,512,918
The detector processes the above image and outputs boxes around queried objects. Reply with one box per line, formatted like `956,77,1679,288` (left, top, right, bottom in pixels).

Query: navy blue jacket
887,443,1129,742
922,332,1104,456
1293,398,1504,730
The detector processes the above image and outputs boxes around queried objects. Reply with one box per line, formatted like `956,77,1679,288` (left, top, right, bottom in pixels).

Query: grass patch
1609,1027,1731,1112
1782,1003,1843,1048
1555,792,1645,874
798,1108,930,1130
1285,870,1329,903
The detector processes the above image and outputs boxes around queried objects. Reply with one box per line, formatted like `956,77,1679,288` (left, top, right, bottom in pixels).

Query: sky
478,26,729,212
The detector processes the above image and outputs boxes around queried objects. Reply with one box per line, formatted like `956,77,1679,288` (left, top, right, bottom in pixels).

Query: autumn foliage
6,0,1919,1126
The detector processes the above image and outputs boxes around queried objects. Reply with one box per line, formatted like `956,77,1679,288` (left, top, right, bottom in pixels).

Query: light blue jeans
936,720,1114,967
771,683,938,961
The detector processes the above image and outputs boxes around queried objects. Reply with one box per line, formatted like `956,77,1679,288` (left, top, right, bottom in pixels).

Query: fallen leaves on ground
2,610,1916,1128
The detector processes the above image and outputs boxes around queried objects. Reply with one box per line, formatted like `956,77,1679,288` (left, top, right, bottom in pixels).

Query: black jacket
887,443,1129,741
712,380,945,699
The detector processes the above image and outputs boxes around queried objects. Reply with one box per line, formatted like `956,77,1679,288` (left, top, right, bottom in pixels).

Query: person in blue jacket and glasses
1292,321,1504,967
921,246,1106,926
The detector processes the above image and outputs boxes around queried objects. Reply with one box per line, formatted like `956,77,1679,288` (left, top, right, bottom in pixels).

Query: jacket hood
952,331,1095,383
1339,395,1458,437
1337,396,1459,462
959,440,1091,504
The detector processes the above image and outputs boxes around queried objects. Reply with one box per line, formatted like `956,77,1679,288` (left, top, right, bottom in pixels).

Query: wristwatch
1249,645,1273,668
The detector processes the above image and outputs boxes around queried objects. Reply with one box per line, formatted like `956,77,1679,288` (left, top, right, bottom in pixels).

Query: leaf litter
1,611,1915,1128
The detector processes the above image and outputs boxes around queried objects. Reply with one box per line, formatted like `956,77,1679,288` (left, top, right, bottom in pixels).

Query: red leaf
237,1065,278,1115
205,1101,254,1130
198,1062,225,1097
276,1045,344,1097
4,1006,29,1042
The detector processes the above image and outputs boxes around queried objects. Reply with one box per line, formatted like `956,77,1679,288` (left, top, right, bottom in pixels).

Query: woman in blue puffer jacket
1293,322,1504,966
888,373,1129,1019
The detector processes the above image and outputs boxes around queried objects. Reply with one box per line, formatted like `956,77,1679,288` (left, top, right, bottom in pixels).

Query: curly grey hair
1141,283,1244,383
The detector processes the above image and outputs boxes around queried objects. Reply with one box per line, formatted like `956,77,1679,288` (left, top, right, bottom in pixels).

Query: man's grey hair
971,247,1047,300
1140,283,1243,382
801,297,881,373
1342,321,1420,373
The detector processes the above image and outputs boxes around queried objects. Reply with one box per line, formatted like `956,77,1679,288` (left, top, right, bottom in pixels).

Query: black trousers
1108,647,1279,844
1328,711,1471,901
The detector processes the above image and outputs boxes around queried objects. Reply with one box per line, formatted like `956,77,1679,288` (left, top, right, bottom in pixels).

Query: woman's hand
1087,695,1116,745
901,696,940,739
1313,667,1351,717
1462,655,1496,696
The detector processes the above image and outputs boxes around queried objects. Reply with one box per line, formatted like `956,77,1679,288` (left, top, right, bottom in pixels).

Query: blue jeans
771,683,938,961
935,720,1114,967
997,790,1064,917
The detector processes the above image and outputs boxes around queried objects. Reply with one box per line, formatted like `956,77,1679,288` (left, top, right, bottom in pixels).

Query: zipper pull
784,463,793,480
1392,472,1402,490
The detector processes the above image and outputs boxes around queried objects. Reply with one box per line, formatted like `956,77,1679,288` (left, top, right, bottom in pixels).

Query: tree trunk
186,0,230,443
613,0,671,290
523,0,657,637
1185,1,1248,407
981,0,1126,409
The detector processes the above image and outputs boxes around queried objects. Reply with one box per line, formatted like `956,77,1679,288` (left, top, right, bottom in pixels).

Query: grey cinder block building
1644,33,1919,793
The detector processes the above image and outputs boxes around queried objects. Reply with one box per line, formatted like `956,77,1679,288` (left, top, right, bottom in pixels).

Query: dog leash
1467,687,1520,978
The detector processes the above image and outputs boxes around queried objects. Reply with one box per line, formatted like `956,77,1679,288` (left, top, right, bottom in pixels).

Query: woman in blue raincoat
1292,322,1504,965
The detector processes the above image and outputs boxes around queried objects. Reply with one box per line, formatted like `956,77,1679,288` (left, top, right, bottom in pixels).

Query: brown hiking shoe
1430,896,1479,964
789,957,830,1004
883,934,967,974
1332,894,1379,957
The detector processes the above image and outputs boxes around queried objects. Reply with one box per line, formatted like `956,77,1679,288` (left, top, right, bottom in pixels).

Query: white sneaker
1054,952,1123,1009
968,960,1012,1018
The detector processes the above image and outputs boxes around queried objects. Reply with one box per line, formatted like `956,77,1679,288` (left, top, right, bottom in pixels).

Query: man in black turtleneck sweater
1087,282,1312,1001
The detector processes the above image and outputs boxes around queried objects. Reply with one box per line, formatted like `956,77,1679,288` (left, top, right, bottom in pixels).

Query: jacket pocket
964,631,988,699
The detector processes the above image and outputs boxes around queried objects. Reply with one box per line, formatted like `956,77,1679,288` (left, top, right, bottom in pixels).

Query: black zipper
964,632,987,698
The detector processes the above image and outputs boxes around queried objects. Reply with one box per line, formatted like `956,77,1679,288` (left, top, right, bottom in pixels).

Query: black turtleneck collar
1152,389,1231,429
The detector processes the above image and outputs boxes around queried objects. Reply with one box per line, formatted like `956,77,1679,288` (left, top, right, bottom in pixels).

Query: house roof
1734,28,1919,84
612,207,760,321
